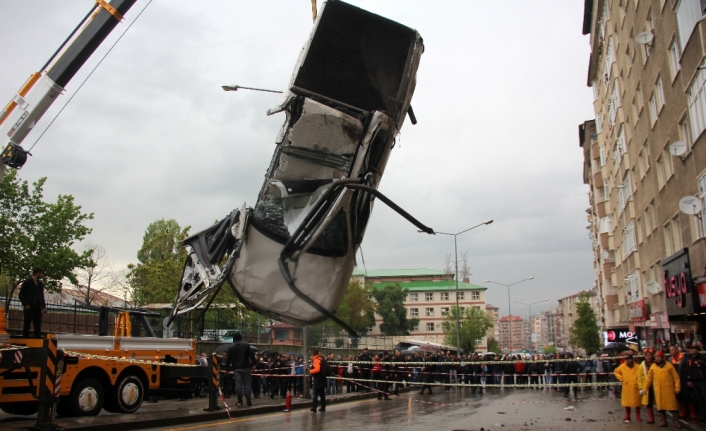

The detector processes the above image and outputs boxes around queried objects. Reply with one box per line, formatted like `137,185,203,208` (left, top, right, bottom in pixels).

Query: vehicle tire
193,379,208,398
70,377,104,416
0,401,38,416
112,374,144,413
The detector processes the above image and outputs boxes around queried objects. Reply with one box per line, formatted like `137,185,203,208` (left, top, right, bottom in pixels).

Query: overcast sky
0,0,596,318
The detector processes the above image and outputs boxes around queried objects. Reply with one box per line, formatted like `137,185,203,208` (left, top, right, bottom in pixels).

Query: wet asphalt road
144,388,671,431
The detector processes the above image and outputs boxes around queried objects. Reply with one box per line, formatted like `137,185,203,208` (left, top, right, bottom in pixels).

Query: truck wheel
70,377,104,416
193,379,208,398
113,374,144,413
0,401,38,415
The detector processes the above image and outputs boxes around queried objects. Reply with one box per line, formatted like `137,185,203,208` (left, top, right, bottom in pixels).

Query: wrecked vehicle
168,0,431,336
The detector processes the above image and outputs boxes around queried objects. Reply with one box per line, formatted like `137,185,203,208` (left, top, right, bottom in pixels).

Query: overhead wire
28,0,154,153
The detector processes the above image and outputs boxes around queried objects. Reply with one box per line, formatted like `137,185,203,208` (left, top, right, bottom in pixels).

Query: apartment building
351,269,488,350
581,0,706,348
557,289,600,350
498,315,527,353
486,303,501,343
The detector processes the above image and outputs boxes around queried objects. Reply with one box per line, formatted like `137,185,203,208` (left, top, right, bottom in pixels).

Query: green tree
336,280,376,335
443,305,494,353
0,169,93,307
569,293,601,354
128,219,190,305
543,345,557,354
487,337,500,354
370,283,418,336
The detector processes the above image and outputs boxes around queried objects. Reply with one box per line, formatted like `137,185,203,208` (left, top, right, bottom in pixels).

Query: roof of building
486,303,499,310
369,279,486,292
352,268,447,277
499,315,524,322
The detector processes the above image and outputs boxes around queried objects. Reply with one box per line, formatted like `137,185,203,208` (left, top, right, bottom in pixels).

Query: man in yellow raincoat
614,352,642,423
637,349,656,424
645,350,682,428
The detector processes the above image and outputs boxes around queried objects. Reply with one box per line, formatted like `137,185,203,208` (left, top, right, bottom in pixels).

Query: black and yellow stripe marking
211,354,218,388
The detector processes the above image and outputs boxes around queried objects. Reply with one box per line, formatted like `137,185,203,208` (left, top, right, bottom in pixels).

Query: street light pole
428,220,493,354
512,299,547,351
484,277,534,353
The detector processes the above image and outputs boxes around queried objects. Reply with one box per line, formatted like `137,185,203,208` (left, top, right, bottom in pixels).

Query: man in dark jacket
563,353,582,398
310,350,327,412
19,268,46,338
683,343,706,421
226,332,256,407
357,348,373,392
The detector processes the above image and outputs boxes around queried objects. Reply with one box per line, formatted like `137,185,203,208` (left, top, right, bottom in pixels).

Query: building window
426,322,435,332
441,307,449,315
409,293,418,302
649,93,658,126
596,114,603,134
622,219,637,258
440,292,449,301
410,308,419,317
638,141,650,179
614,126,626,169
472,291,480,300
617,172,632,214
599,216,613,234
679,115,693,152
457,292,465,300
645,201,657,235
657,154,668,188
599,145,607,166
698,174,706,237
669,37,682,79
641,11,654,62
412,322,419,332
603,179,610,202
609,83,621,127
593,81,599,101
655,76,665,112
688,62,706,141
426,307,434,317
274,329,289,340
672,216,683,251
425,293,433,301
665,221,675,256
634,82,644,116
604,37,615,83
676,0,705,51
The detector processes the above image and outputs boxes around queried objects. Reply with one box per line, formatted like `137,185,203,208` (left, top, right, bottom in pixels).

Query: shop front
661,248,704,346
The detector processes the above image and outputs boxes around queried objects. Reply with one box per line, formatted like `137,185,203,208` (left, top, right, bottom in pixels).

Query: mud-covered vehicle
170,0,430,336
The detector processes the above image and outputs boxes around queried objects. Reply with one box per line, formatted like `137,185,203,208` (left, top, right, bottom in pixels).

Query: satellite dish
679,196,703,215
590,133,598,140
636,31,654,44
601,250,609,259
646,281,661,295
669,141,688,157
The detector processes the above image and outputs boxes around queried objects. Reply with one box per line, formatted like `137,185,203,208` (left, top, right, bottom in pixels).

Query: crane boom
0,0,137,180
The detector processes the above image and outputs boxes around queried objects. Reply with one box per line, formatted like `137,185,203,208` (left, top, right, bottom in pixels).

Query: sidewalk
0,388,398,431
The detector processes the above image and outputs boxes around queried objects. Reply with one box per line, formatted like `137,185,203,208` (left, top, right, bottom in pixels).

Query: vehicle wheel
113,374,144,413
70,377,104,416
0,401,38,416
193,379,208,398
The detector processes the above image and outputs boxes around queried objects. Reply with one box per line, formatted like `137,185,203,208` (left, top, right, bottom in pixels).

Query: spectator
309,350,327,413
563,353,581,398
345,355,356,393
670,344,691,419
683,343,706,421
645,350,682,428
225,332,256,407
358,348,373,392
335,354,344,394
638,349,656,424
418,352,434,395
614,352,642,423
326,353,337,395
19,268,46,338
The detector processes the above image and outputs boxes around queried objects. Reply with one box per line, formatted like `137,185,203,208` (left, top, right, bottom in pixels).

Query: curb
52,388,415,431
667,412,706,431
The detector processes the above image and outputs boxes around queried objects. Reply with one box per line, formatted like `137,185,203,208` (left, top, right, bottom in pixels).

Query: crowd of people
214,332,706,426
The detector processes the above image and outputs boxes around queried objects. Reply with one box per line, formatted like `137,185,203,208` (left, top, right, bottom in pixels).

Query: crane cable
27,0,154,153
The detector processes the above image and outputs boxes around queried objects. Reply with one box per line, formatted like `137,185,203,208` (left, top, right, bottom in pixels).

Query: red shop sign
697,283,706,308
